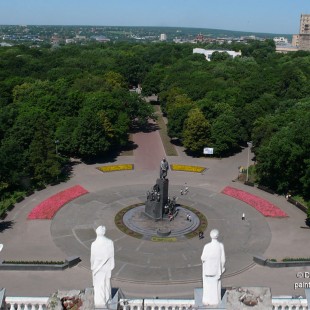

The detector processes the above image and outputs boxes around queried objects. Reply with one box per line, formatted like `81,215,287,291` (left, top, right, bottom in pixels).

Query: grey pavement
0,127,309,299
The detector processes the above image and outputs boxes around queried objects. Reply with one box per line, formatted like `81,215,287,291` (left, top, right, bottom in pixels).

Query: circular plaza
50,183,271,285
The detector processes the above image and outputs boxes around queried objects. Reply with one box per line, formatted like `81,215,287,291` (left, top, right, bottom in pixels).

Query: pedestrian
199,231,204,239
242,213,245,220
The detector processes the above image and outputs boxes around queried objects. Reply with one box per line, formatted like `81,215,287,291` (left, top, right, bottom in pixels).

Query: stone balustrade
5,297,48,310
3,296,308,310
272,297,308,310
120,298,195,310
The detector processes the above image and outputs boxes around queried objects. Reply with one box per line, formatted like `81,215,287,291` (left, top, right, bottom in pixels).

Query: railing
3,296,308,310
120,299,196,310
5,297,49,310
272,297,308,310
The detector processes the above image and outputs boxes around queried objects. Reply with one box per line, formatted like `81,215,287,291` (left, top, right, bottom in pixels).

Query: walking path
0,115,309,299
133,120,166,171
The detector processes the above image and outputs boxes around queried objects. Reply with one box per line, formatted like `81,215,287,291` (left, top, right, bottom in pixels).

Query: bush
2,260,65,265
282,257,310,262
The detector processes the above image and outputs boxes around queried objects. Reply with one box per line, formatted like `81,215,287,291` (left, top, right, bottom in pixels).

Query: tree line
0,40,309,205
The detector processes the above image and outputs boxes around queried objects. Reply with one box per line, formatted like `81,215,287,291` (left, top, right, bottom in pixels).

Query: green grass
114,203,144,239
114,203,208,241
183,205,208,239
155,106,178,156
292,195,310,208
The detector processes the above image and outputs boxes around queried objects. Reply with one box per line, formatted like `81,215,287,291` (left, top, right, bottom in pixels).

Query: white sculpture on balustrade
91,225,115,309
201,229,226,306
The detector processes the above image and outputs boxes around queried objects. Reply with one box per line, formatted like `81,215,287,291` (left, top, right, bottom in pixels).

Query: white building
273,37,289,44
159,33,167,41
193,48,242,61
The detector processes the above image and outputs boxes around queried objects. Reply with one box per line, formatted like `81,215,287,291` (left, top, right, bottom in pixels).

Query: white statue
0,244,3,252
91,226,115,308
201,229,226,306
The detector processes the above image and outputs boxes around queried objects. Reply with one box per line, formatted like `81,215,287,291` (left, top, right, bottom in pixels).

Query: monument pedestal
194,288,226,309
145,178,169,220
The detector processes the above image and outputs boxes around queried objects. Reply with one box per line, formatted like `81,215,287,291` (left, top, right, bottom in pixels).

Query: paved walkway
133,119,166,171
0,122,309,299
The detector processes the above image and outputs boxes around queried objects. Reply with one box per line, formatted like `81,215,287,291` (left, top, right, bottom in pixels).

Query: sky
1,0,310,34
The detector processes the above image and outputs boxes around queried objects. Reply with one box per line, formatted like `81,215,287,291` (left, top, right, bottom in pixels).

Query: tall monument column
145,178,169,220
145,158,169,220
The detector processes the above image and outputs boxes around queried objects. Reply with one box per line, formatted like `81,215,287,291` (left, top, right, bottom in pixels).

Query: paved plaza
0,121,309,299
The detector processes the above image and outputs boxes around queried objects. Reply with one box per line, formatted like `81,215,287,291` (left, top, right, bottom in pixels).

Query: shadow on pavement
0,220,15,233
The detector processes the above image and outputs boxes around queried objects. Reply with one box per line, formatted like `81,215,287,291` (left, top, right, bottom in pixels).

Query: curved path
0,118,309,299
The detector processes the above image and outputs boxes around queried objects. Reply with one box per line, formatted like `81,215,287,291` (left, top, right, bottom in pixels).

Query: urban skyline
0,0,310,34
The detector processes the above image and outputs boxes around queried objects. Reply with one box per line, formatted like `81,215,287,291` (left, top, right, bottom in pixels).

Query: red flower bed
28,185,89,220
222,186,288,218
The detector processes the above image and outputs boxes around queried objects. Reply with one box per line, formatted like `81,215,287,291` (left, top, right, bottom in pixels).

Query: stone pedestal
194,288,226,309
145,178,169,220
47,289,94,310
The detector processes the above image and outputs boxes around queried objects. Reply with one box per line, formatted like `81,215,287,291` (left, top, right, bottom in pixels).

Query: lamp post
246,141,252,182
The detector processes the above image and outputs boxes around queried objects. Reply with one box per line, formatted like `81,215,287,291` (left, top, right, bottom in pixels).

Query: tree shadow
120,140,138,153
82,143,138,165
170,138,183,147
83,152,119,165
0,220,15,233
131,122,159,134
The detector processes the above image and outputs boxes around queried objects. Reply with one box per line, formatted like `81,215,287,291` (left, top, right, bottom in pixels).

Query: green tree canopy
182,108,211,155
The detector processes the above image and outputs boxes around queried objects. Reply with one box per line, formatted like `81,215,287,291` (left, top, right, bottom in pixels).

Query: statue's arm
110,242,115,271
201,247,207,262
90,246,94,270
220,243,226,273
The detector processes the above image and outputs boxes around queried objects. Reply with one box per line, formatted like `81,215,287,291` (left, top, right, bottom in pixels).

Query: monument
90,226,115,309
145,158,170,220
201,229,226,306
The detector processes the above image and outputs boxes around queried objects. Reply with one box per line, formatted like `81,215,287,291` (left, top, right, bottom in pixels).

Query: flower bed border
253,255,310,268
0,256,80,271
114,203,208,241
27,185,89,220
97,164,134,173
222,186,288,218
170,164,206,173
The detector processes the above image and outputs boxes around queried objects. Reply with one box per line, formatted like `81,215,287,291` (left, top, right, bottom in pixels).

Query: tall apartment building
299,14,310,51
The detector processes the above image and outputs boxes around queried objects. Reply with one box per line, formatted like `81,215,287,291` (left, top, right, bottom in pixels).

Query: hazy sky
1,0,310,34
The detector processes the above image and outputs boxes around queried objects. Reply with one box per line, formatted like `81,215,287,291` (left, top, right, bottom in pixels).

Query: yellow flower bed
151,236,177,242
97,164,134,172
170,164,206,173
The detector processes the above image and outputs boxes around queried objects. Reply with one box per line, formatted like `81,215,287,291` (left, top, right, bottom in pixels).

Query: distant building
273,37,288,45
159,33,167,41
193,48,241,61
299,14,310,51
65,38,75,44
0,42,13,47
276,46,299,53
91,35,110,43
195,33,205,43
75,35,86,41
292,34,300,47
273,36,298,53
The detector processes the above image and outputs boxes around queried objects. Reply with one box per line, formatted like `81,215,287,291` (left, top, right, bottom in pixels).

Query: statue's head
210,229,219,239
96,225,106,237
162,158,166,161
